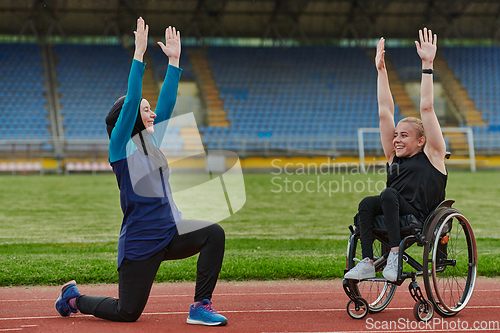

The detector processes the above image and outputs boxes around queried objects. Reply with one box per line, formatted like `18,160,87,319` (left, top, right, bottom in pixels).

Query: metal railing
2,131,500,174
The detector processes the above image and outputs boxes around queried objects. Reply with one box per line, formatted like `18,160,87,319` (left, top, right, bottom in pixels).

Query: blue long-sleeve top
109,59,183,269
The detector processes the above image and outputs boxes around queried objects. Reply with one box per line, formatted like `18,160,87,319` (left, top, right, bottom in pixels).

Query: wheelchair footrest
409,281,427,303
358,277,387,282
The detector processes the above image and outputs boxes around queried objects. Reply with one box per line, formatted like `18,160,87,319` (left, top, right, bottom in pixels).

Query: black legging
75,221,225,322
358,187,419,259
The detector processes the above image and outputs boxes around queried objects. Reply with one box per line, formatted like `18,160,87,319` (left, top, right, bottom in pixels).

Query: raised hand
375,37,386,71
134,17,149,62
157,26,181,67
415,27,437,64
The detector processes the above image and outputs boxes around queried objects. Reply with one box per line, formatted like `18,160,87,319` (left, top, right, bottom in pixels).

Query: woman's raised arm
108,18,148,162
376,37,396,163
133,17,149,62
415,28,447,174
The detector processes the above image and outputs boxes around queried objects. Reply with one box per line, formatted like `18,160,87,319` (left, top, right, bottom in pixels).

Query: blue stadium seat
54,44,130,138
148,47,196,81
203,46,398,150
442,46,500,149
0,43,51,143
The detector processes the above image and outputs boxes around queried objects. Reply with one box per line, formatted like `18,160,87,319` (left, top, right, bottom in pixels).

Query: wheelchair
342,199,478,322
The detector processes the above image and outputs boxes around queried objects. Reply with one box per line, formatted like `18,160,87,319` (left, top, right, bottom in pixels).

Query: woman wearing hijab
55,17,227,326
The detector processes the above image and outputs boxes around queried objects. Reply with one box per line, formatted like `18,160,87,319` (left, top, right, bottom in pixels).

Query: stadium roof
1,0,500,41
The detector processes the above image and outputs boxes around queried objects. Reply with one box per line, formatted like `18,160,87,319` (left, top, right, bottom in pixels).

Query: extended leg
76,250,164,322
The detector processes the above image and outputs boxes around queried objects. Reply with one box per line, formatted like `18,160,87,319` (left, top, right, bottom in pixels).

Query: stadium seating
148,46,196,81
0,43,51,140
65,160,112,173
388,47,440,81
54,44,193,147
4,42,499,157
441,46,500,150
200,46,403,152
54,44,130,138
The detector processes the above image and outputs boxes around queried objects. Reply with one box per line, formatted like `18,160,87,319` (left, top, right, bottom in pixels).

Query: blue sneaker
187,299,228,326
55,280,81,317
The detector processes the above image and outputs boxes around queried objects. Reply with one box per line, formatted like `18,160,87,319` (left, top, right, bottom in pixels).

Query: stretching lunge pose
344,29,447,282
55,18,227,326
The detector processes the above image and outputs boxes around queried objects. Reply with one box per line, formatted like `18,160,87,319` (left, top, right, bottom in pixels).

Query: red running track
1,278,500,333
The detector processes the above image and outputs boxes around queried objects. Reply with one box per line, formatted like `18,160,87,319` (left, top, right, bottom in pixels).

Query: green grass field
1,170,500,286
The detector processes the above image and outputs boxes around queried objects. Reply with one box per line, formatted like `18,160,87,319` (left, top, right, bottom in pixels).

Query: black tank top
386,152,447,221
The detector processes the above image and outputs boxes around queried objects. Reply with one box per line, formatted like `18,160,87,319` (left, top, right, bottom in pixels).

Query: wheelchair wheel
347,298,369,319
423,208,477,318
413,300,434,322
347,235,397,313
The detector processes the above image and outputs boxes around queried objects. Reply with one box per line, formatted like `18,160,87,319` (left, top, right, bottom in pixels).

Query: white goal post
357,127,476,173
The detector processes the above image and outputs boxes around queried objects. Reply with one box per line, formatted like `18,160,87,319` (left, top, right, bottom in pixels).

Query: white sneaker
383,251,399,282
344,258,375,280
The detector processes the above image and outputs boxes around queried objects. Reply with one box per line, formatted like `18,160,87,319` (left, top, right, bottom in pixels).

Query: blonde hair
398,117,426,150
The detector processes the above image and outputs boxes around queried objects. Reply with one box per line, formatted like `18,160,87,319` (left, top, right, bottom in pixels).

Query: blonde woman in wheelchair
344,28,447,282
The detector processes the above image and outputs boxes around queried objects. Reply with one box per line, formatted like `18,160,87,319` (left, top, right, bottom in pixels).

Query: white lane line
0,309,345,321
150,291,339,298
0,326,37,332
2,305,500,321
0,291,329,302
0,291,336,302
0,315,91,321
0,300,52,302
1,299,64,302
1,289,498,302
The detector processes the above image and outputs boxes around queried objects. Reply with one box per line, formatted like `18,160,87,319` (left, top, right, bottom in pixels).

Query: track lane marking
1,305,500,321
1,289,498,303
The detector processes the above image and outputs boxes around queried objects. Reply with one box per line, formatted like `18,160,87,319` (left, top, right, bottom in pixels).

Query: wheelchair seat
353,200,458,237
353,213,423,236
